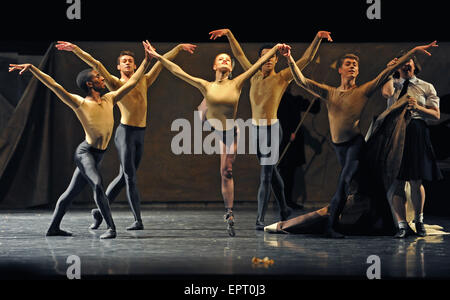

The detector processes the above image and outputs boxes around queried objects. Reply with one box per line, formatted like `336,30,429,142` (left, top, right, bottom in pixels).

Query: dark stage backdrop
0,42,449,209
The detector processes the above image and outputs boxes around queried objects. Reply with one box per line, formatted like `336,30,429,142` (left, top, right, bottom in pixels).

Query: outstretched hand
180,43,197,54
387,57,399,67
414,40,438,56
278,44,291,58
317,31,333,42
142,40,159,59
9,63,32,75
55,41,77,51
209,29,229,40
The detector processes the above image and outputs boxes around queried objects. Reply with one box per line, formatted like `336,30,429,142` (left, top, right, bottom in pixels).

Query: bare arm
283,51,330,100
111,45,152,104
381,77,395,99
210,29,252,71
145,43,197,87
407,85,440,120
280,31,333,81
144,41,209,96
9,63,83,109
365,41,439,97
233,44,281,89
414,104,440,120
55,41,120,91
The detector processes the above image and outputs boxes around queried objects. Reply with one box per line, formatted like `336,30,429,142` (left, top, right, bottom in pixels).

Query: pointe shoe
264,222,287,234
224,212,236,237
100,228,116,239
89,209,103,230
126,221,144,231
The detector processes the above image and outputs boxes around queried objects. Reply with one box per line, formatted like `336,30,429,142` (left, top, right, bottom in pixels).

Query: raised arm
280,31,333,81
280,45,330,100
364,41,439,97
233,44,282,89
9,63,83,110
55,41,120,91
209,29,252,71
111,42,152,104
145,43,197,87
144,41,209,96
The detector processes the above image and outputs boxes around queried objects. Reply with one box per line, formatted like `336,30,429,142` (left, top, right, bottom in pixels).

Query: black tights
328,135,365,230
256,164,289,223
253,122,289,223
103,124,145,223
48,141,115,231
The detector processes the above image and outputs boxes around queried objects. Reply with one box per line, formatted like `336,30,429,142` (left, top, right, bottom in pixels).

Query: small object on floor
252,256,275,268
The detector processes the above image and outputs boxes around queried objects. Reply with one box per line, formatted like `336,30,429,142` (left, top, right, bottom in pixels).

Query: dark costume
274,96,415,235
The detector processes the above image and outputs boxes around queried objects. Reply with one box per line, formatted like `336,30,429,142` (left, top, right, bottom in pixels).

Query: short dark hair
337,53,360,69
117,50,136,65
76,69,94,93
395,50,421,75
258,44,276,57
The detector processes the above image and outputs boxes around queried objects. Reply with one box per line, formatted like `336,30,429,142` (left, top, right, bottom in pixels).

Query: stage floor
1,206,450,281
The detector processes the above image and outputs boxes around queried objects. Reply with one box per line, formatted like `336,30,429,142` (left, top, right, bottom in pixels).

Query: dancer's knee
221,167,233,179
260,165,273,183
123,172,137,184
342,160,359,185
92,182,105,196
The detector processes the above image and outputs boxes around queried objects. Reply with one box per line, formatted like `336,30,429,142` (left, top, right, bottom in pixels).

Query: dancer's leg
410,180,426,236
220,131,237,237
47,167,87,236
76,146,116,239
326,136,364,238
115,126,144,229
256,164,274,229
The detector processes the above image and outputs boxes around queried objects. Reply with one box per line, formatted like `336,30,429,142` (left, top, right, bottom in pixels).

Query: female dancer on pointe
143,41,288,236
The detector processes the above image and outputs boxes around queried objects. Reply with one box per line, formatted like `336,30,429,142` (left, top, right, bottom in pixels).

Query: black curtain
0,45,54,208
0,42,449,209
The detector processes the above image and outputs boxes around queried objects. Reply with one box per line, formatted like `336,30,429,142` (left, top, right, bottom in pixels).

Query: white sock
398,221,408,229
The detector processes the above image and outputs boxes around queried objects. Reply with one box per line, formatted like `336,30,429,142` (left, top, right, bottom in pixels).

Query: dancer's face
88,70,106,92
117,55,137,75
213,53,232,73
399,59,416,79
338,58,359,79
259,48,278,73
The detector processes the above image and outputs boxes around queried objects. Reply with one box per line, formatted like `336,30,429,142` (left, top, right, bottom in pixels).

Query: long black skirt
397,119,443,181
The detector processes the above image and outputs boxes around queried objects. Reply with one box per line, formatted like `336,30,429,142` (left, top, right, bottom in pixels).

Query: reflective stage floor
1,206,450,283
